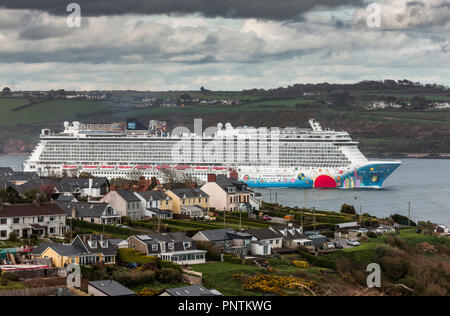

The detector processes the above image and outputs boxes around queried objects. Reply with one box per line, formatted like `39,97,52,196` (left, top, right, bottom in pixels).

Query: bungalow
88,280,135,297
56,201,121,225
431,223,449,235
192,228,252,257
101,189,142,220
160,284,222,297
166,188,209,217
127,233,206,265
31,234,117,268
245,228,283,255
135,190,173,219
200,174,254,212
0,202,67,240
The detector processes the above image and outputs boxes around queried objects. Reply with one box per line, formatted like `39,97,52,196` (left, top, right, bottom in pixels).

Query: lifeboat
174,165,190,170
83,165,97,169
135,165,151,170
63,165,78,169
195,166,209,170
100,165,115,169
118,166,133,169
155,165,170,170
213,167,227,170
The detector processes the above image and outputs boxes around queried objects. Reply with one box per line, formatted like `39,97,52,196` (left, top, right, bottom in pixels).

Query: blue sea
1,156,449,226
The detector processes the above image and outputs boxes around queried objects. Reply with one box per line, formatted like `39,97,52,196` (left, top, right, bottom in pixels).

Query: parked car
347,239,361,247
334,242,343,249
261,215,272,222
323,242,335,249
126,262,139,269
356,228,368,234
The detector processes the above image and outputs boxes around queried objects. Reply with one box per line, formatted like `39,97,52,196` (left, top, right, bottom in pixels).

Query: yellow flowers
241,274,317,296
292,260,309,268
136,288,160,296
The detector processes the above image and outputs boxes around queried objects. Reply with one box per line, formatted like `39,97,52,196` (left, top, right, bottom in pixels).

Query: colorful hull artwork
241,162,401,189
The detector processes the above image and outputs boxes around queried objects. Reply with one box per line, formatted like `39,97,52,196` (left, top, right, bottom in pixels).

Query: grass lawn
0,98,110,126
0,281,29,292
0,240,24,249
191,262,263,296
131,281,189,293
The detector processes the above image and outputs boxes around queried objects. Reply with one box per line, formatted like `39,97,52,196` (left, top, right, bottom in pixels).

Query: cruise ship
23,119,401,189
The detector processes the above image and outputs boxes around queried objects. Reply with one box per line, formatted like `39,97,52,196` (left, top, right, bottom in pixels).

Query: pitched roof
245,228,281,240
56,201,112,218
59,177,109,190
115,190,141,202
197,229,236,242
215,175,252,193
136,190,171,201
73,234,117,256
0,168,38,182
88,280,135,296
163,284,222,297
31,242,89,257
170,188,209,198
0,203,66,218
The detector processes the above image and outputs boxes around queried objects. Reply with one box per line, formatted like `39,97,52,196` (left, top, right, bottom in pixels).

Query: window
0,231,7,238
168,243,174,250
13,218,20,224
0,218,6,225
152,244,158,251
183,242,191,248
38,216,44,223
49,227,55,234
50,216,55,222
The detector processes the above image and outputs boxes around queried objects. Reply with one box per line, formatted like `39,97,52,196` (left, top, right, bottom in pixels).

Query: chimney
71,207,77,219
89,178,93,190
229,169,238,181
207,174,217,183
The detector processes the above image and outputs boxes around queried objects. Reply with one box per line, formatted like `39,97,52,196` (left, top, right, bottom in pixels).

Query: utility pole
313,208,316,233
269,189,272,203
239,209,242,231
275,192,278,205
224,208,226,229
408,201,411,227
304,189,307,209
157,213,161,233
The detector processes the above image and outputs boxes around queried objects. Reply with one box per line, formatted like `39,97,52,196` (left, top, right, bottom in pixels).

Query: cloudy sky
0,0,449,91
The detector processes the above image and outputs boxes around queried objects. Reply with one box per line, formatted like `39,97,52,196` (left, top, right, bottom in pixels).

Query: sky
0,0,449,91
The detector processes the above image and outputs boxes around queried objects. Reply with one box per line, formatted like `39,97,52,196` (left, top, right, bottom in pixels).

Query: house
56,201,121,225
88,280,135,296
31,234,117,267
166,188,209,217
0,167,38,185
245,228,283,255
0,202,67,240
160,284,222,297
431,223,449,235
270,223,312,248
374,225,395,234
135,190,173,219
192,229,252,257
109,238,128,249
58,177,109,199
127,233,206,265
101,189,142,220
201,174,255,212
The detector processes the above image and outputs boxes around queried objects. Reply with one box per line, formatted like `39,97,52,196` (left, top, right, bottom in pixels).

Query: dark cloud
0,0,363,20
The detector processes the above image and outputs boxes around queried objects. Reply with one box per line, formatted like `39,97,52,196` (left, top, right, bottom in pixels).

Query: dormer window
183,242,191,248
100,240,108,248
88,240,97,248
168,243,174,250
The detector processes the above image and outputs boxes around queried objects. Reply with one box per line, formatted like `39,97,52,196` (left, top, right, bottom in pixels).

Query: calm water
1,156,449,226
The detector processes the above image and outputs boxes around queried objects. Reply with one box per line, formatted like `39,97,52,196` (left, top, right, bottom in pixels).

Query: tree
78,172,94,178
410,96,430,110
2,87,11,96
340,204,356,215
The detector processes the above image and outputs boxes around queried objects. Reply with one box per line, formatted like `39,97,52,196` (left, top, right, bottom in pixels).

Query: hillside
0,86,449,157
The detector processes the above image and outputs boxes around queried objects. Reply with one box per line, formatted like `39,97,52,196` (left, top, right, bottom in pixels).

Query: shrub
1,272,19,282
298,251,336,270
0,277,8,286
366,231,377,238
8,232,18,242
292,261,309,268
160,261,182,272
381,256,410,281
195,241,222,261
223,254,243,265
112,270,155,287
155,268,182,284
136,288,161,296
340,204,356,215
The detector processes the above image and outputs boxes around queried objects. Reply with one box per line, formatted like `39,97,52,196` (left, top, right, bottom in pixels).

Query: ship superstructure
24,120,401,189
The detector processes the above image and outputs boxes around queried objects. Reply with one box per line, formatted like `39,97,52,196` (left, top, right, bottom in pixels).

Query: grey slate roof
73,234,117,256
163,284,222,297
245,228,282,240
56,201,111,218
59,177,109,190
147,208,173,216
31,242,89,257
215,175,252,193
136,190,171,201
197,229,236,242
170,188,209,198
88,280,135,296
115,190,141,202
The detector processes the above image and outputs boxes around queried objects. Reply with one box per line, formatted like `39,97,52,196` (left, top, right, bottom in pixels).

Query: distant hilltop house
433,102,450,109
430,223,449,235
370,101,403,109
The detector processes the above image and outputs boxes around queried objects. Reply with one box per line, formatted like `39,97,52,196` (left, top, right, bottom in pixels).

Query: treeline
243,79,449,98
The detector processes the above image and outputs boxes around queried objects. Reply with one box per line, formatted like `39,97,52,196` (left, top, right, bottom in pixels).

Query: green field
0,98,110,126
